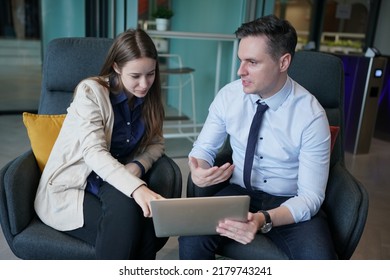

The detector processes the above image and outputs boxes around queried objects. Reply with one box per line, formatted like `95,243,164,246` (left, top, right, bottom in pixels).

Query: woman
34,29,166,259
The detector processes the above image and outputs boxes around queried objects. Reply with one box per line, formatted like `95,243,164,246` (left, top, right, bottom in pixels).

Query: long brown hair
96,29,164,151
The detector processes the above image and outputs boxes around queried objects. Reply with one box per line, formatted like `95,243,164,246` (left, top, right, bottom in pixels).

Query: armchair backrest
288,52,369,260
39,37,114,115
288,50,345,167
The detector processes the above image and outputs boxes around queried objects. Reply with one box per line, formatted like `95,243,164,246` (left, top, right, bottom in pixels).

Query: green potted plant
152,7,174,31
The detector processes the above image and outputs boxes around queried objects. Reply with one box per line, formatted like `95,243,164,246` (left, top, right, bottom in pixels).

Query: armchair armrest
322,162,369,259
144,154,182,199
2,150,41,236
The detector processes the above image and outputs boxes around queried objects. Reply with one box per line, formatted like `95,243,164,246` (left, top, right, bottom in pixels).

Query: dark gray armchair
0,37,182,259
186,50,369,260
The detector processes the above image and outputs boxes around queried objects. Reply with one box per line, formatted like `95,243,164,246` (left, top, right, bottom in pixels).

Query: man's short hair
235,14,298,60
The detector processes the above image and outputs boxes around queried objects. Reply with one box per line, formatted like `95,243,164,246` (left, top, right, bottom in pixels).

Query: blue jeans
179,184,337,260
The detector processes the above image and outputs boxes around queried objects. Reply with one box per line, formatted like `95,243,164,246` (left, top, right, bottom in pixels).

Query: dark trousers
64,182,166,259
179,184,337,260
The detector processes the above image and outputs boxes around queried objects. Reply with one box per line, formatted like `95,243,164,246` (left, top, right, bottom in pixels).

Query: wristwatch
258,210,273,233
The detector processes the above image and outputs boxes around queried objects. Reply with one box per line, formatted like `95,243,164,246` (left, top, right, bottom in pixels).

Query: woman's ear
279,53,291,72
113,62,121,74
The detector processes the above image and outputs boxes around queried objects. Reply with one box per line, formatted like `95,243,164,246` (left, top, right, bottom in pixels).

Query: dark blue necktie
243,101,268,191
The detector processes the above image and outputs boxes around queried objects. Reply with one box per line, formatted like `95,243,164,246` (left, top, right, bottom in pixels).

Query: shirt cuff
132,160,145,177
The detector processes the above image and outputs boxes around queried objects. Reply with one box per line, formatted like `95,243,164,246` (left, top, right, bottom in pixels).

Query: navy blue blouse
86,91,145,195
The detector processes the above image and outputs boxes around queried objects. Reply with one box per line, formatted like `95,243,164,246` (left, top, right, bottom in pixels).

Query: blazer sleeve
132,134,165,172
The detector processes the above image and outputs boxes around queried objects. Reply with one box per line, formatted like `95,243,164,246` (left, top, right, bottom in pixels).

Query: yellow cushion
23,112,66,172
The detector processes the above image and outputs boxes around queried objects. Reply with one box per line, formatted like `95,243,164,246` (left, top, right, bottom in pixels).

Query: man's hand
216,212,264,244
189,156,234,187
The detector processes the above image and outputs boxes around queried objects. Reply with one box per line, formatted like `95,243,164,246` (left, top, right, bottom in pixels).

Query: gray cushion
13,217,95,259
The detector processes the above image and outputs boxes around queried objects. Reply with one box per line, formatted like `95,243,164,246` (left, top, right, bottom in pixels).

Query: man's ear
279,53,291,72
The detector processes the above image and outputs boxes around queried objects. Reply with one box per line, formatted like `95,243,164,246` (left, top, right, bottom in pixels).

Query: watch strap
259,210,271,223
258,210,272,233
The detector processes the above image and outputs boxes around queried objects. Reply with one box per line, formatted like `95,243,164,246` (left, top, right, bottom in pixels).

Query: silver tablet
151,195,250,237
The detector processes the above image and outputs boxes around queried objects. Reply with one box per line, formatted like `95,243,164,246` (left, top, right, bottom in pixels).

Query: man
179,15,336,260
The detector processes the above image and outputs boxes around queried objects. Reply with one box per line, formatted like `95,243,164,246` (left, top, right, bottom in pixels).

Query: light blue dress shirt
189,77,331,222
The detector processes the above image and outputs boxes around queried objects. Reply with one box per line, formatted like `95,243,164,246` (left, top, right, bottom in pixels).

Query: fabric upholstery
13,217,95,259
4,151,39,236
0,37,182,259
39,37,114,115
186,50,369,260
22,113,66,172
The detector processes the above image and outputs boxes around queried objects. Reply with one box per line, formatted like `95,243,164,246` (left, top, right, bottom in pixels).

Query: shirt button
260,137,263,140
263,179,267,183
126,139,130,143
127,122,130,125
260,156,263,159
96,176,99,179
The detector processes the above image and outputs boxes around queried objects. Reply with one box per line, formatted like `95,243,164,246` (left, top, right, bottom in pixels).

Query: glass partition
273,0,367,54
0,0,41,114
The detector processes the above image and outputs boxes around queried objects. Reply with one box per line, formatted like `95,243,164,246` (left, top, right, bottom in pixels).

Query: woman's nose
139,77,148,88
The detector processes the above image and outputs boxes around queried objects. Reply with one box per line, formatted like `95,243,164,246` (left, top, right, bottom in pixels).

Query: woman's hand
132,185,164,217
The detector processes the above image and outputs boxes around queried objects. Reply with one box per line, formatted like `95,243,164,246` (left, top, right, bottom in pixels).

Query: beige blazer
34,79,164,231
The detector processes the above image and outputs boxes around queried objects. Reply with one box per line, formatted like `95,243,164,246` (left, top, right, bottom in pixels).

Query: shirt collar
251,77,292,111
110,91,145,108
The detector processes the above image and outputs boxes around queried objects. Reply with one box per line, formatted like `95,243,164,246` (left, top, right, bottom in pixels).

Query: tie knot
256,100,269,113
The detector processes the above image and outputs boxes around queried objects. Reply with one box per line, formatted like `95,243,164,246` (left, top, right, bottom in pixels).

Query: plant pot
155,18,170,31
